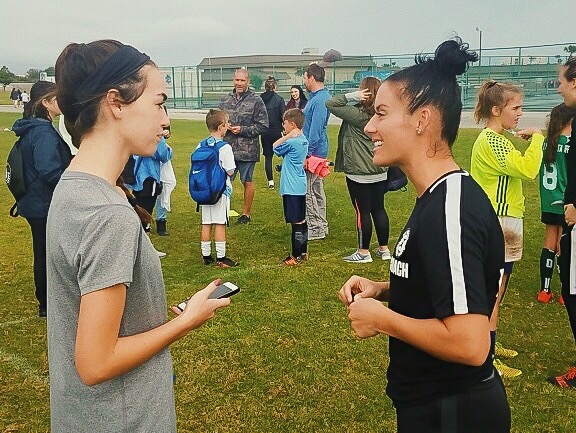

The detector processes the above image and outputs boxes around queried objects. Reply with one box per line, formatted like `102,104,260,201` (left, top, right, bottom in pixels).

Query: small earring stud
416,127,422,135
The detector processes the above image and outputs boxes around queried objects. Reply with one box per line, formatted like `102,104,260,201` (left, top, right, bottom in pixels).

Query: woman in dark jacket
285,85,307,110
260,76,285,188
12,81,72,317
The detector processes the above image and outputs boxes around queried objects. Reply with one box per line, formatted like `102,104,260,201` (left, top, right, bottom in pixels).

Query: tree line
0,66,55,91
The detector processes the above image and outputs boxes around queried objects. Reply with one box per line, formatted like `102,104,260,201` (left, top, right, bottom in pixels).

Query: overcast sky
2,0,574,74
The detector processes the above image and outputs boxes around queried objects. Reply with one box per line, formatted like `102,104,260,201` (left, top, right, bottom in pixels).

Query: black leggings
26,217,47,309
261,130,282,182
345,177,389,249
396,372,511,433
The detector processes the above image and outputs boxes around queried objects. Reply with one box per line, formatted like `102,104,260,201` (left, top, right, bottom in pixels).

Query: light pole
476,27,483,67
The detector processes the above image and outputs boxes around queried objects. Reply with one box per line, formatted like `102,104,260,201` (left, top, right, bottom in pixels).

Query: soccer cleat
202,255,215,266
280,255,300,266
216,256,239,268
547,367,576,388
236,214,251,224
298,253,309,262
495,342,518,359
560,295,565,306
343,251,373,263
494,359,522,379
537,290,553,304
374,247,392,260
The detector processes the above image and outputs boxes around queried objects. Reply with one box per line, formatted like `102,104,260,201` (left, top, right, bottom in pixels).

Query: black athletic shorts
283,194,306,223
541,211,564,226
395,371,511,433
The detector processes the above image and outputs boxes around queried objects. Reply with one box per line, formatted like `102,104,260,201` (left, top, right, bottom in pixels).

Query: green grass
1,113,576,432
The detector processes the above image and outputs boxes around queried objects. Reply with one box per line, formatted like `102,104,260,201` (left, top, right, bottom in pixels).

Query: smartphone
174,282,240,312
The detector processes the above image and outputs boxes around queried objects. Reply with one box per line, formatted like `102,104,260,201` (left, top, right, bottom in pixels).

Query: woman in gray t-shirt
47,40,231,433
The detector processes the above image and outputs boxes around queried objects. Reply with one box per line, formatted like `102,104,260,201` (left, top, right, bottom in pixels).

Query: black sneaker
203,255,215,265
236,214,251,224
216,256,240,268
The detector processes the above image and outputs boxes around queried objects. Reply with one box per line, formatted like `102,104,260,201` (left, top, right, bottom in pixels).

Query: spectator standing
219,68,268,224
11,81,72,317
286,85,307,110
155,107,174,236
302,63,331,240
273,108,309,265
20,90,30,109
327,77,392,263
260,76,285,189
10,87,19,108
197,109,239,268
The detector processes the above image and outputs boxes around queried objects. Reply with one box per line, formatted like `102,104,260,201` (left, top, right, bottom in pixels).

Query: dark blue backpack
189,138,228,206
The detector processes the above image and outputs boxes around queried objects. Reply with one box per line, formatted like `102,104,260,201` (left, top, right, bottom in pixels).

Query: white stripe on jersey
445,174,468,314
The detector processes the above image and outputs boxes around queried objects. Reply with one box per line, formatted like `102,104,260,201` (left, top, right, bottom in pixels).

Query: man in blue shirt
302,63,331,240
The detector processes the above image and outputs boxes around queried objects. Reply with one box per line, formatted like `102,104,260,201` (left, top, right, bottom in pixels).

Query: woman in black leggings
327,77,390,263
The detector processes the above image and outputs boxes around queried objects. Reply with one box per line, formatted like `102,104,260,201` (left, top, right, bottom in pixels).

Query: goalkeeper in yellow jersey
471,80,544,379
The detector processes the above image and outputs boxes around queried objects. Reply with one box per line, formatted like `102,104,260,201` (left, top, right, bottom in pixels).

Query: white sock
215,241,226,259
201,241,212,257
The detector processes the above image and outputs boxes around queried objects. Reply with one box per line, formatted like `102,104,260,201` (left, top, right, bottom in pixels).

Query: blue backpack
189,138,228,206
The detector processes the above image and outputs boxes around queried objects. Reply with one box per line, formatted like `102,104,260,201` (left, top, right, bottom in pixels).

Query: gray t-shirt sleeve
76,204,141,295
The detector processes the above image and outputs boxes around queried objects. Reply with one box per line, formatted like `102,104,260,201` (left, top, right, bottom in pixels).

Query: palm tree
564,45,576,57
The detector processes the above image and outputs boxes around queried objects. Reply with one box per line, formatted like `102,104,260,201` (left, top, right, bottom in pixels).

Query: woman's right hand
338,275,389,307
173,279,231,332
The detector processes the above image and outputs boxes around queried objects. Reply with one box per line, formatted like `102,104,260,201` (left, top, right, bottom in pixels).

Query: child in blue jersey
273,108,309,265
538,103,575,304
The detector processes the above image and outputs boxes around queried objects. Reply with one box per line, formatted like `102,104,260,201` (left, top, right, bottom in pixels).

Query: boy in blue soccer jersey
273,108,309,265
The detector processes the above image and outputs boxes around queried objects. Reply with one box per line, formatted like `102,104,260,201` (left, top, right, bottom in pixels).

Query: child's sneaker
374,247,392,260
343,251,373,263
216,256,239,268
494,359,522,379
537,290,554,304
547,367,576,388
203,255,215,266
280,255,300,266
268,180,275,189
495,342,518,359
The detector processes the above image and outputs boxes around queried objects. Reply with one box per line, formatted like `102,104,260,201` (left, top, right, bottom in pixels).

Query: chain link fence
160,42,575,111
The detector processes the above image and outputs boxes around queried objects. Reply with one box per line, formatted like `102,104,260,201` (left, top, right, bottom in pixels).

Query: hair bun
434,37,478,76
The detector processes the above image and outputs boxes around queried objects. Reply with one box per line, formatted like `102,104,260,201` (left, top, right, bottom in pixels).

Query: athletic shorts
201,195,230,225
541,211,564,226
395,371,510,433
283,195,306,223
231,161,256,183
498,216,523,262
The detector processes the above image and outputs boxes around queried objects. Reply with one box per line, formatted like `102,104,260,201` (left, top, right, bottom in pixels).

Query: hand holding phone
172,282,239,313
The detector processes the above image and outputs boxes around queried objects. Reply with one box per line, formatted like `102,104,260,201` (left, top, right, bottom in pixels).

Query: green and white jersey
539,135,570,215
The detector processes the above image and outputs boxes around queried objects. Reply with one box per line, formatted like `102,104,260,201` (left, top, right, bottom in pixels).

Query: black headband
76,45,150,98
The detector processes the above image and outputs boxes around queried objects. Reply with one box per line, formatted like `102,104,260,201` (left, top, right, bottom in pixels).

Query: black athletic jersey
386,170,504,407
563,118,576,235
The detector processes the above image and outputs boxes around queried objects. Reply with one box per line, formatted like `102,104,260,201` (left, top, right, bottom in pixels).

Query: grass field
1,112,576,432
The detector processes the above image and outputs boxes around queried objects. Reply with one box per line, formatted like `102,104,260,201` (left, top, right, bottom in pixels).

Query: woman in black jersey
338,38,511,433
548,57,576,387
